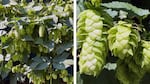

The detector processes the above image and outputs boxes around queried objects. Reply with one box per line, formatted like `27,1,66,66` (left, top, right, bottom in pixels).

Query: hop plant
77,10,108,76
116,59,145,84
108,21,140,60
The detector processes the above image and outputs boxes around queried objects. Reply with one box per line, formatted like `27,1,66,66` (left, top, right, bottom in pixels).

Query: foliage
102,1,150,17
0,0,73,84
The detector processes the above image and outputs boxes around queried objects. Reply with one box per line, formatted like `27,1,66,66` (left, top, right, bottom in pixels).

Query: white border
73,0,77,84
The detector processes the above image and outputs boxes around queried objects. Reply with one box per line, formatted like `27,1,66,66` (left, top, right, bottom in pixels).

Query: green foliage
91,0,102,7
102,1,150,17
0,0,73,84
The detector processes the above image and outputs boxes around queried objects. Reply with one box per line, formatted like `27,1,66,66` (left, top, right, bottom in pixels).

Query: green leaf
43,41,54,52
29,61,40,69
91,0,101,8
34,38,43,45
32,56,43,62
2,0,10,5
5,60,13,69
77,0,85,17
34,62,49,70
0,19,8,29
1,36,12,49
104,9,118,18
53,52,70,62
30,57,50,70
38,15,57,22
119,10,128,19
12,54,21,62
101,10,113,26
56,42,73,55
102,1,150,16
63,59,73,68
53,62,65,70
22,35,34,41
32,5,43,12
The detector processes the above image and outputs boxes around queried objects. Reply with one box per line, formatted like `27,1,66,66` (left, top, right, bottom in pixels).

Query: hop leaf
102,1,150,17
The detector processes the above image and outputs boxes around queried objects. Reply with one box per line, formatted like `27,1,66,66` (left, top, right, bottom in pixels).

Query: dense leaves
0,0,73,84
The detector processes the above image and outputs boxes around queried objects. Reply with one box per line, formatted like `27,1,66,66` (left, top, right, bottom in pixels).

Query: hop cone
116,59,145,84
108,21,140,59
116,60,130,84
140,40,150,71
125,57,145,79
77,10,107,76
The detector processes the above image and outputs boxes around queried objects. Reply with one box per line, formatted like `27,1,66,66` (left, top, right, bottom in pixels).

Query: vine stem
50,64,52,84
50,78,52,84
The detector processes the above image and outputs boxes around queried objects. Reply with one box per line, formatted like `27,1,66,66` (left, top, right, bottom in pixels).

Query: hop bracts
77,9,108,76
125,57,146,79
116,59,145,84
108,21,140,60
132,40,150,72
77,10,103,46
116,60,130,84
91,0,102,7
139,40,150,71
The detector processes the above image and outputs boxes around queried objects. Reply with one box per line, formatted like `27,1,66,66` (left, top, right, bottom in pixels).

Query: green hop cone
77,10,103,46
78,9,108,76
140,40,150,71
39,24,45,38
108,21,140,60
124,57,146,79
116,60,145,84
116,60,130,84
